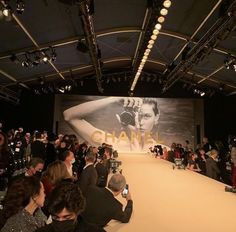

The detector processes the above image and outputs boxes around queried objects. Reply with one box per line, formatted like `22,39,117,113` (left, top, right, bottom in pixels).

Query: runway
105,153,236,232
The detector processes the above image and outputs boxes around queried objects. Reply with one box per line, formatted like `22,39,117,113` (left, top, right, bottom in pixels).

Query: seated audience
35,181,87,232
187,153,201,172
206,149,220,180
80,173,133,230
0,176,46,231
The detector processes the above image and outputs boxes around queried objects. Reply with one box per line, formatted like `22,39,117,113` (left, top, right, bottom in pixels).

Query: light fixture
50,46,57,61
130,0,171,91
157,16,165,23
58,87,65,93
163,0,171,8
155,23,162,30
160,8,168,16
16,0,25,14
2,5,11,17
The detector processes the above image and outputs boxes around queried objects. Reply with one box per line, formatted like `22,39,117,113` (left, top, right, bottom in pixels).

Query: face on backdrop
136,103,159,133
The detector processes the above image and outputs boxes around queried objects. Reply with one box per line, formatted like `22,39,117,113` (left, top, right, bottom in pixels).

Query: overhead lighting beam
162,0,236,93
78,0,103,93
130,0,172,91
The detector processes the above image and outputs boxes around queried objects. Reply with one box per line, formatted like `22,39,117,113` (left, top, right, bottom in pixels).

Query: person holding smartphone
79,173,133,230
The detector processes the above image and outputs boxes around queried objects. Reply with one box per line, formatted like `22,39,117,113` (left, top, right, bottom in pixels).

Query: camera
109,158,122,173
122,184,129,197
120,109,135,126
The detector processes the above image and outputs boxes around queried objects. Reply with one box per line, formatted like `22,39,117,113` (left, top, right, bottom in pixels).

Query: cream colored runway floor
105,153,236,232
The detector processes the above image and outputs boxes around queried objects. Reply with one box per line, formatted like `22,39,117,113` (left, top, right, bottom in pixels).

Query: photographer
80,173,133,230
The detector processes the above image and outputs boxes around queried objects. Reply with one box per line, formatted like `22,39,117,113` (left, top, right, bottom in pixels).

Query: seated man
80,173,133,230
35,181,86,232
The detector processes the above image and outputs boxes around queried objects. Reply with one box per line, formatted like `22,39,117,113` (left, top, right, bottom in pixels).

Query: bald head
108,174,126,192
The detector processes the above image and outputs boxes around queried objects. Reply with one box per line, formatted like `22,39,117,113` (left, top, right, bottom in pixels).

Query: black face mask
52,219,77,232
34,171,42,179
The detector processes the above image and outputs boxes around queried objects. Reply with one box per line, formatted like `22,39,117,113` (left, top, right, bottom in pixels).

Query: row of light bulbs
130,0,172,91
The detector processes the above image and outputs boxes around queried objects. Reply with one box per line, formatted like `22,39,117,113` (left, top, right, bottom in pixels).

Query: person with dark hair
31,132,46,160
58,150,76,177
35,182,86,232
0,176,46,231
206,149,220,180
0,132,10,191
80,173,133,230
78,151,98,195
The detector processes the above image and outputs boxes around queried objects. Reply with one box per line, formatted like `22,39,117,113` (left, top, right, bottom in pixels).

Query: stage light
2,5,11,17
147,44,153,49
155,23,162,30
42,55,49,63
58,87,65,93
163,0,171,8
153,29,159,35
151,35,157,40
200,91,205,97
65,85,72,91
16,0,25,14
148,39,155,45
160,8,168,16
157,16,165,23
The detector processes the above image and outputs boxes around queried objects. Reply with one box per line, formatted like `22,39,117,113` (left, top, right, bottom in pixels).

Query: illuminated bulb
147,44,153,49
163,0,171,8
141,58,146,63
143,56,148,60
145,48,151,53
153,29,159,35
160,8,168,16
155,23,162,30
151,35,157,40
144,51,149,56
148,39,155,45
157,16,165,23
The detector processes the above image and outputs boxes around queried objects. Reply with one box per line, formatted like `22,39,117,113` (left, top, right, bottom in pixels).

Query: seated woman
41,160,72,197
187,153,201,172
0,176,46,232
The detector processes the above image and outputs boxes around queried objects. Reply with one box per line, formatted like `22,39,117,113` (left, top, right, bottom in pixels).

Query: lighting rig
130,0,172,92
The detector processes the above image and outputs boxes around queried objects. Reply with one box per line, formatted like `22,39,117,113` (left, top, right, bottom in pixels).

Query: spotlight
16,0,25,14
58,87,65,93
21,54,32,67
157,16,165,23
155,23,162,30
65,85,72,91
200,91,205,97
42,55,49,63
2,5,11,17
163,0,171,8
160,8,168,16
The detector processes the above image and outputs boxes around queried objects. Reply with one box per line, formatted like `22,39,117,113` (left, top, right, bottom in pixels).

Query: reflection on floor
106,153,236,232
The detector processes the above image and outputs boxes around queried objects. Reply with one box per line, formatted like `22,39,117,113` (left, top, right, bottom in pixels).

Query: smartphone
122,184,129,197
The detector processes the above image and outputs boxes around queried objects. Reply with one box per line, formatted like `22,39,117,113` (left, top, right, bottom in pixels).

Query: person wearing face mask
206,149,220,181
78,150,98,196
35,181,89,232
58,150,76,178
0,176,46,231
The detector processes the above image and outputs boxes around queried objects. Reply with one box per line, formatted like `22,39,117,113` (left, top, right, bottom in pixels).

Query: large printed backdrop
55,95,203,152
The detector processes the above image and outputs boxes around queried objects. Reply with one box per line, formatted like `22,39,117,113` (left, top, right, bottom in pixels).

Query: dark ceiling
0,0,236,103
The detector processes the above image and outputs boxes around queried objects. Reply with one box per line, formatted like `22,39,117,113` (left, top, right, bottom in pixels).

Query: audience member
31,132,46,160
78,151,98,195
80,173,133,230
0,176,46,231
187,153,201,172
206,149,220,180
58,150,76,177
35,181,86,232
41,160,72,197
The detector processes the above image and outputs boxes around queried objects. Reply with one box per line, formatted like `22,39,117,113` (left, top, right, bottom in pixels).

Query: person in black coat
78,151,98,195
206,149,220,180
31,132,46,160
80,173,133,230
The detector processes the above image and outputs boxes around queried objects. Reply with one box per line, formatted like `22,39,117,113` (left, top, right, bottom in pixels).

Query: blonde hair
43,160,71,185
